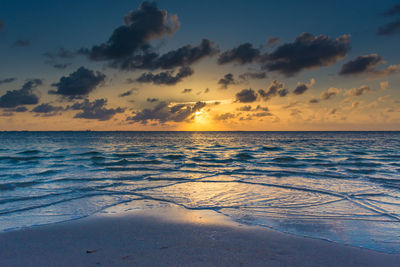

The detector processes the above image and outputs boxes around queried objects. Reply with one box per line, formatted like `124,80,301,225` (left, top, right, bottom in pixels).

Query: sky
0,0,399,131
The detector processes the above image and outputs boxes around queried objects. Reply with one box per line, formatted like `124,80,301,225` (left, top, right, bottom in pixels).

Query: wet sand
0,205,399,266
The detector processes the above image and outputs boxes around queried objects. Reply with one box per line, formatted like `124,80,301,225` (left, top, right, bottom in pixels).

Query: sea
0,131,399,253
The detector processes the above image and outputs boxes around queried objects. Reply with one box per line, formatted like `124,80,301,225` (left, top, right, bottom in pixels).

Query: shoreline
1,204,399,266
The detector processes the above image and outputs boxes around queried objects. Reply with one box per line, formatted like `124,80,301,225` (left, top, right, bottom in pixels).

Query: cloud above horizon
0,79,42,108
49,67,106,99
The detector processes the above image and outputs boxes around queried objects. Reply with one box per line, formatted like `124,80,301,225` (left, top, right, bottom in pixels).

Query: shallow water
0,131,399,253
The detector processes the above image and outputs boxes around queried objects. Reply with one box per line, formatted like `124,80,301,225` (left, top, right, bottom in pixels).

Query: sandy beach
1,204,399,267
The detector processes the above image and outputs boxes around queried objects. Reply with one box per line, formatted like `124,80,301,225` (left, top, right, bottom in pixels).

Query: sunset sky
0,0,399,130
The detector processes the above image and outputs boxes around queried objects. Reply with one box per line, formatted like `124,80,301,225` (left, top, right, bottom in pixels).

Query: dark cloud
11,39,31,48
237,105,269,112
69,99,124,121
254,105,269,112
0,79,41,108
235,88,257,103
181,88,192,93
262,33,350,76
237,105,252,111
213,112,236,121
32,103,63,116
239,72,267,81
1,106,29,115
378,18,400,35
0,20,4,30
383,4,400,17
136,66,193,85
80,2,179,65
293,78,315,95
147,98,158,102
340,54,383,75
119,88,138,97
293,84,308,95
218,43,260,65
127,101,206,124
218,73,236,89
253,111,273,117
267,37,281,46
49,67,106,99
114,39,218,70
258,80,288,101
154,39,218,69
15,106,28,112
0,78,16,85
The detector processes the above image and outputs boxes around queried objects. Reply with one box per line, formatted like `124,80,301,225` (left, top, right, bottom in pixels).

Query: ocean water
0,131,399,253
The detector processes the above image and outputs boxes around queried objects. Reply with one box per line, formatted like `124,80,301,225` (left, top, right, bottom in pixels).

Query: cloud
266,37,281,46
238,71,267,80
43,48,76,69
368,65,400,79
115,39,218,70
119,88,138,97
213,112,236,121
378,4,400,35
15,106,27,112
1,106,28,115
340,54,383,75
32,103,64,116
321,87,341,100
258,80,288,101
127,101,206,124
283,101,300,109
309,98,320,104
383,4,400,17
293,78,315,95
135,66,193,85
235,88,258,103
253,111,273,117
69,99,124,121
0,78,16,85
339,54,400,78
11,39,31,48
378,18,400,35
345,85,371,97
44,48,77,60
52,63,72,69
218,43,260,65
237,105,252,111
293,84,308,95
181,88,192,93
218,73,236,89
0,79,41,108
237,105,269,112
49,67,106,99
380,81,389,90
80,1,181,69
150,39,218,69
262,33,350,76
